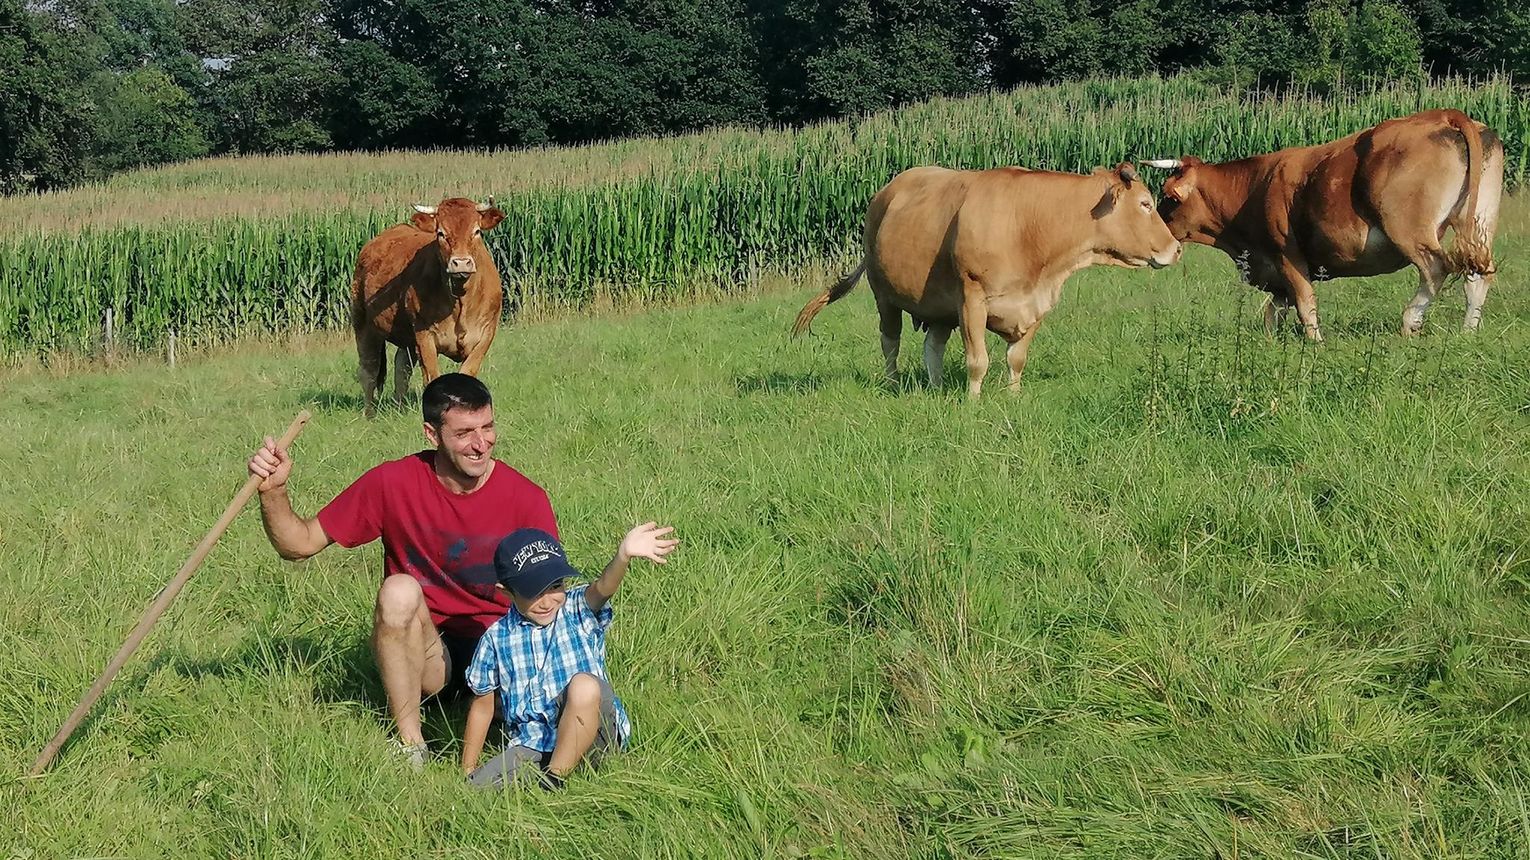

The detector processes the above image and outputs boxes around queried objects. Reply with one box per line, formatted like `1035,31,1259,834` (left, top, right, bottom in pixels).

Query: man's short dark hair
422,373,492,427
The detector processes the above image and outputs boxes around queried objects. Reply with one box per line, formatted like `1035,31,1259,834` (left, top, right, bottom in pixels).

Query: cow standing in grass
792,164,1182,397
352,197,505,418
1143,109,1503,340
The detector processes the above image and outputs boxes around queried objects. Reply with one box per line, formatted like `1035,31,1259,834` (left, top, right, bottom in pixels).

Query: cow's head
1142,157,1208,242
1089,163,1182,270
410,197,505,297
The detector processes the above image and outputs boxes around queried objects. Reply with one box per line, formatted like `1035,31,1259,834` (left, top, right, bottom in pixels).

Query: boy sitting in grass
461,522,678,789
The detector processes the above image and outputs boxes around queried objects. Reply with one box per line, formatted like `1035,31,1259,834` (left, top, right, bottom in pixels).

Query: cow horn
412,204,438,215
1141,159,1182,170
477,196,496,213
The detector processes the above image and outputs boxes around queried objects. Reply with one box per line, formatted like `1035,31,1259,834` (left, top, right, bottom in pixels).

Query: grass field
3,199,1529,857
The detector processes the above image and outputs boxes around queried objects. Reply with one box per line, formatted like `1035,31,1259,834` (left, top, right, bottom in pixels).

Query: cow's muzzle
1148,241,1183,269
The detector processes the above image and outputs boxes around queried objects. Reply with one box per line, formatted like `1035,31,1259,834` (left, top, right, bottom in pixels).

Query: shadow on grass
918,356,1052,397
846,365,964,397
736,361,1030,398
169,631,374,703
297,387,420,417
733,371,826,395
298,387,364,414
166,631,478,753
1211,301,1401,340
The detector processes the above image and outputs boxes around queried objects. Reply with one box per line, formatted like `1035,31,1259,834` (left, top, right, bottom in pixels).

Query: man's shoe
391,739,428,772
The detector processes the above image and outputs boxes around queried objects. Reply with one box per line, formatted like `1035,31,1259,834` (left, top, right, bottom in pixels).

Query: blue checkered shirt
465,585,630,752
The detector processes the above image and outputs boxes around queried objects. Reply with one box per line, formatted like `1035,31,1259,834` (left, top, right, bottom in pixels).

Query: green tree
37,1,216,173
0,2,95,191
177,0,338,154
328,41,442,150
204,51,337,153
330,0,766,148
520,0,766,141
1146,0,1426,89
1351,0,1424,80
57,0,204,85
1210,7,1311,86
93,67,211,172
1403,0,1530,80
995,0,1159,84
757,0,988,120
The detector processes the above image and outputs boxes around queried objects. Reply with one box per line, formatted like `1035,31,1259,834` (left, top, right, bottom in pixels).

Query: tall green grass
2,74,1525,359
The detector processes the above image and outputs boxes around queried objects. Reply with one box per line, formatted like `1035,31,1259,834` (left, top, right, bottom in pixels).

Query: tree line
3,0,1525,192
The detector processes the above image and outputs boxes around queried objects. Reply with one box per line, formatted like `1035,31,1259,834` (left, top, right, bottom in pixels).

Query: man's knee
374,575,425,630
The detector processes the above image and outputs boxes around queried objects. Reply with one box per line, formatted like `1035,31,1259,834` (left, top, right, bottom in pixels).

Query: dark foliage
3,0,1525,190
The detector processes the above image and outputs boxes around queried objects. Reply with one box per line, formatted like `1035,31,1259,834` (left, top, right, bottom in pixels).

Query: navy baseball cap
494,528,579,599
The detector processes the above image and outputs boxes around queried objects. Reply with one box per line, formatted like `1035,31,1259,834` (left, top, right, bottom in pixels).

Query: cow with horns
1143,109,1503,339
351,197,506,417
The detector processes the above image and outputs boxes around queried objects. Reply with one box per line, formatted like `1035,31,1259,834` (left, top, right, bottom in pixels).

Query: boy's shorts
467,675,621,789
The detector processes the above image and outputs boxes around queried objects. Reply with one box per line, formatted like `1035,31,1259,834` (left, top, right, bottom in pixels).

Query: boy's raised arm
461,692,496,775
586,522,678,613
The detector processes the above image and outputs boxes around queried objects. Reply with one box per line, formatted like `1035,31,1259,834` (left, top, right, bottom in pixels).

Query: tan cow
792,164,1182,396
1144,109,1503,339
352,197,505,417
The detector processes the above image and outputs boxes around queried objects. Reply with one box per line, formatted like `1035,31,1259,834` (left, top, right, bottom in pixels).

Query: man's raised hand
248,436,293,493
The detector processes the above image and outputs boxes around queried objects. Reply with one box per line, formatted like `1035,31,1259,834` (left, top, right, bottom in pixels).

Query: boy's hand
590,522,676,612
618,522,678,565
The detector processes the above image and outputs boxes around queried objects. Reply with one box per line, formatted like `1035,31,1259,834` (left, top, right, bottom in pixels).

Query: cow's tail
791,260,867,337
1445,110,1496,278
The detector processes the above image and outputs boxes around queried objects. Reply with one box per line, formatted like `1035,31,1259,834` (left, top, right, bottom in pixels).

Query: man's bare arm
257,489,332,560
249,436,332,561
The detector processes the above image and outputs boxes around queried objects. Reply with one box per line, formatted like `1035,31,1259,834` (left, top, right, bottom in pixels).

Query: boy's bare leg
370,574,448,747
546,673,604,776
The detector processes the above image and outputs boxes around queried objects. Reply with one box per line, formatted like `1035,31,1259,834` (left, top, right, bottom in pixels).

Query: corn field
1,74,1525,360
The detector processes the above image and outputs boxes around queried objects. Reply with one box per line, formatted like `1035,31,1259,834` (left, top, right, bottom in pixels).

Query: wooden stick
27,410,312,777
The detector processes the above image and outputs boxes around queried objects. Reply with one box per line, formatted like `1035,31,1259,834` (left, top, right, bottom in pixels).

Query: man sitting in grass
461,523,677,789
247,373,559,769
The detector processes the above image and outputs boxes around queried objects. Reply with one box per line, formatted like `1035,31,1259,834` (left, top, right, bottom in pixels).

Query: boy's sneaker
537,769,566,792
390,739,428,772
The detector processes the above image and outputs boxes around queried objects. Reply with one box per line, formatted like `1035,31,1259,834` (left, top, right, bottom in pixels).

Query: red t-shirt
317,452,558,638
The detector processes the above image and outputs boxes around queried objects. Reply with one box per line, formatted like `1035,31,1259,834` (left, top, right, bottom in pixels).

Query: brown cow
792,164,1182,397
352,197,505,417
1144,109,1503,340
